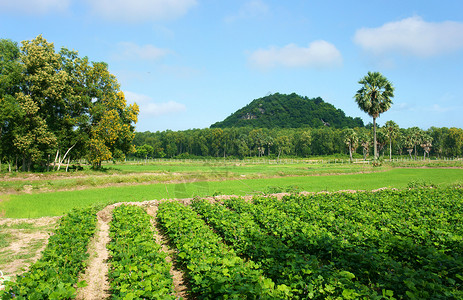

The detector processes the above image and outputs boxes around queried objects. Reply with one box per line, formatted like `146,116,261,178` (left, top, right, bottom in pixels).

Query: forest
0,36,139,171
133,125,463,160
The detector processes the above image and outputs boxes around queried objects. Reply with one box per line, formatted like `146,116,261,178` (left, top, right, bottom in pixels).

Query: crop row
156,200,289,299
0,207,99,299
191,198,379,299
108,205,175,299
223,188,463,299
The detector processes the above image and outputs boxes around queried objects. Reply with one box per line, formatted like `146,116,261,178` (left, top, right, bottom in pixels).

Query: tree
0,36,139,171
404,127,423,160
354,72,394,159
420,134,433,159
444,128,463,157
343,128,358,163
0,39,23,171
384,120,400,160
357,130,371,160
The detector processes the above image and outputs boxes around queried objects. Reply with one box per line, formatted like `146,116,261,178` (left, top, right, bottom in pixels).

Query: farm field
1,188,462,299
0,160,463,298
0,165,463,218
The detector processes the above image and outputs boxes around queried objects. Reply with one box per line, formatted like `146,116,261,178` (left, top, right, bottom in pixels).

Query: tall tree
384,120,400,160
354,72,394,159
0,39,23,170
0,36,139,171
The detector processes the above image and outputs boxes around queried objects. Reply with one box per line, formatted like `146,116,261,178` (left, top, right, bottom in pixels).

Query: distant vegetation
133,125,463,159
210,93,364,129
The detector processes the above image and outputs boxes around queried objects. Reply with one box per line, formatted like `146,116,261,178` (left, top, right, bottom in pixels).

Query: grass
0,161,375,194
0,232,11,248
1,168,462,218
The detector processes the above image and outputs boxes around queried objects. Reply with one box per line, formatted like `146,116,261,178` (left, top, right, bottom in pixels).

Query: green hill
210,93,364,129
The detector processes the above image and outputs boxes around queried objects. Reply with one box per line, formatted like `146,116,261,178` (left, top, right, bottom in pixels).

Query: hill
210,93,364,129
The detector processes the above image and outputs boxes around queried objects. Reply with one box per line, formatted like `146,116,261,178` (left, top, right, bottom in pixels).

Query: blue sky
1,0,463,131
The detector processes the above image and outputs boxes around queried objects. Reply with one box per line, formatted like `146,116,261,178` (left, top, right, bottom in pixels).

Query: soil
146,205,191,299
75,206,114,300
0,216,60,277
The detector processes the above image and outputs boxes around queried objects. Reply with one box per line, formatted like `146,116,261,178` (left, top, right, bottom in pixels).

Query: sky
1,0,463,132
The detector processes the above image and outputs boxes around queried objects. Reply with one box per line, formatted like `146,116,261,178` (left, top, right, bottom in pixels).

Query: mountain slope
210,93,364,129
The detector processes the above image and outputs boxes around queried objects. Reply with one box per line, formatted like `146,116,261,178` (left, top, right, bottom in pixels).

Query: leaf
76,280,88,288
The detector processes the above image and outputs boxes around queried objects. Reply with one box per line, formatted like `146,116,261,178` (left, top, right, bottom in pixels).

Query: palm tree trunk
389,138,392,161
349,143,353,163
373,117,377,159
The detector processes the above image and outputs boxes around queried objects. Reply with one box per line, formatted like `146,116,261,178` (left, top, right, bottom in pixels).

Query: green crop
108,205,175,299
0,207,98,299
157,201,291,299
223,188,463,299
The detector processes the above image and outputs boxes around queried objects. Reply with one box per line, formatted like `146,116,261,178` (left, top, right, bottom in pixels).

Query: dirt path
75,206,114,300
146,205,190,300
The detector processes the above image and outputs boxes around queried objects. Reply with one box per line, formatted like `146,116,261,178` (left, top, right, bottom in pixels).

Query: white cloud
248,40,342,69
124,91,186,117
113,42,171,61
225,0,269,23
0,0,70,14
87,0,197,22
354,16,463,57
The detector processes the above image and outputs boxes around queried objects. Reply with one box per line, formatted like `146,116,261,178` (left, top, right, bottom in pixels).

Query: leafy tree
0,36,139,170
428,127,447,158
0,39,23,170
354,72,394,159
444,127,463,157
384,120,400,160
294,130,312,157
274,130,293,160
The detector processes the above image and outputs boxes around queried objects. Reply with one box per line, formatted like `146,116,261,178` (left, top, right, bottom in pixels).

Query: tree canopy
355,72,394,159
0,36,139,170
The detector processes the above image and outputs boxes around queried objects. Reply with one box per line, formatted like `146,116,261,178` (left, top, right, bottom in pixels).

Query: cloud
354,16,463,57
86,0,197,22
248,40,342,69
113,42,171,61
225,0,269,22
124,91,186,117
0,0,70,14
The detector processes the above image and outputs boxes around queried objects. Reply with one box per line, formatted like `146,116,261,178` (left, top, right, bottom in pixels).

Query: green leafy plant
0,207,98,299
107,205,175,299
224,189,463,298
157,201,288,299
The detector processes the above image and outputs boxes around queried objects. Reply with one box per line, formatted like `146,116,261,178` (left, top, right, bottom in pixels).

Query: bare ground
75,205,114,300
0,216,60,277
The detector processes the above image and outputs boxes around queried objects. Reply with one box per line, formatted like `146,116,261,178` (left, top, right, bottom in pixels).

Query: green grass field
1,167,462,218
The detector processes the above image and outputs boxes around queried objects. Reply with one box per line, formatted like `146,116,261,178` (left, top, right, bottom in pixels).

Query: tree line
0,36,139,171
133,124,463,160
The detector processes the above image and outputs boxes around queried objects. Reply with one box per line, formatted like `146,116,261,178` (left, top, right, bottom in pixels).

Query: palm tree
343,128,358,163
354,72,394,159
384,120,400,160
